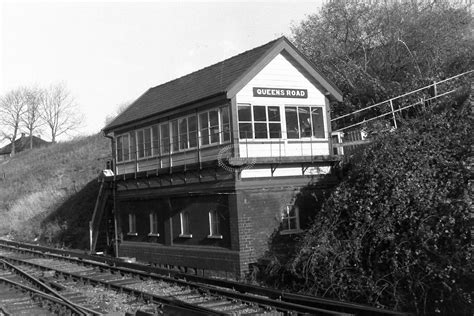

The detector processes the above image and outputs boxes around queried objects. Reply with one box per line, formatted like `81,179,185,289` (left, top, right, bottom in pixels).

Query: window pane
181,212,190,235
268,106,280,121
239,123,252,139
144,128,152,157
129,133,136,160
254,122,268,138
253,105,266,121
188,116,197,148
123,134,130,160
152,125,159,156
171,120,179,152
209,110,219,144
210,210,220,236
199,113,209,145
311,107,325,138
221,108,230,142
269,123,281,138
179,118,188,150
129,214,136,233
117,137,123,162
238,105,251,121
137,130,144,158
160,123,170,154
299,107,311,137
285,107,299,139
221,107,230,125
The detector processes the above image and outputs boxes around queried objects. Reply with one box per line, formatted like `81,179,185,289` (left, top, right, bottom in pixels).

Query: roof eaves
102,92,227,134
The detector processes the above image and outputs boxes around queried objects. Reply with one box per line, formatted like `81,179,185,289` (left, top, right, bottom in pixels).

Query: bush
285,96,472,314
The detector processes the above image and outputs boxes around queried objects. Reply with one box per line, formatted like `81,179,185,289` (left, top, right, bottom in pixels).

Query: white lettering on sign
253,87,308,98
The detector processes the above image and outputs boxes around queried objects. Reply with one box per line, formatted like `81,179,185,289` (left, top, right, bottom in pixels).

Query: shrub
286,96,472,314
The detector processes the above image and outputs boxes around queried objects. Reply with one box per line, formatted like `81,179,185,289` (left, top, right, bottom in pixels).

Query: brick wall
234,176,337,277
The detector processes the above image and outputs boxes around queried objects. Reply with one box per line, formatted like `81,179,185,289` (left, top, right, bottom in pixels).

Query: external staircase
89,172,114,254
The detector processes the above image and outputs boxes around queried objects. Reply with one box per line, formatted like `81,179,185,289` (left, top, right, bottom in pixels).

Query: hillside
0,133,110,248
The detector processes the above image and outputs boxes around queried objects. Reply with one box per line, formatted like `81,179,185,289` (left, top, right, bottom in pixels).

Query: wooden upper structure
103,37,343,176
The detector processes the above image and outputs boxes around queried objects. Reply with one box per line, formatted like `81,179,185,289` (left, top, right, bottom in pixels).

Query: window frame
198,106,231,147
208,210,223,239
285,105,326,140
127,213,137,236
116,133,131,163
237,104,282,140
280,205,302,235
179,211,192,238
136,127,153,159
148,212,160,237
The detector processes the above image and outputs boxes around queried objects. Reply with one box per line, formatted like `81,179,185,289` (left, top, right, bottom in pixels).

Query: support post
389,100,398,129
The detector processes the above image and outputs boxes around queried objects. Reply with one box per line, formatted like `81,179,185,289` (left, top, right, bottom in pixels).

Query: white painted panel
273,167,302,177
236,54,326,107
241,168,272,178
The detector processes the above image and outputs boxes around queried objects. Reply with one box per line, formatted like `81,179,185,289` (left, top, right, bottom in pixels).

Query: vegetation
256,91,473,314
0,83,82,148
291,0,473,118
245,2,474,314
0,133,110,248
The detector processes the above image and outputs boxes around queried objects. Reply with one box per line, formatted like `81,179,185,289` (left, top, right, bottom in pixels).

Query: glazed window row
127,210,222,239
116,107,230,163
237,104,325,139
115,104,327,163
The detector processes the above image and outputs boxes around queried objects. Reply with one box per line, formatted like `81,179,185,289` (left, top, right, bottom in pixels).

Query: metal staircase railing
89,179,111,253
331,70,473,133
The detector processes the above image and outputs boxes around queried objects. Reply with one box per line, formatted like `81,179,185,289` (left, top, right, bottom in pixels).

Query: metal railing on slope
331,70,473,133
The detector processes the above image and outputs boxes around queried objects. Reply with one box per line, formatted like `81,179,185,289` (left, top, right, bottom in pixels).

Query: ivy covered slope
287,93,473,314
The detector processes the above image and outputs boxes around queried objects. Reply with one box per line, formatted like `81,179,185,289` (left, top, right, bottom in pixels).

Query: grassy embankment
0,133,110,249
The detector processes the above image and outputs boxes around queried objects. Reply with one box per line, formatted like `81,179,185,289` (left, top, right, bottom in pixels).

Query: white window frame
207,210,223,239
280,205,302,235
237,104,282,140
136,127,153,159
148,212,159,236
116,133,131,163
127,213,137,236
284,105,326,140
179,211,192,238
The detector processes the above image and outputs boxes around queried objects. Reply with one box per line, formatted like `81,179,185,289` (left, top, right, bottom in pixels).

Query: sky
0,0,322,142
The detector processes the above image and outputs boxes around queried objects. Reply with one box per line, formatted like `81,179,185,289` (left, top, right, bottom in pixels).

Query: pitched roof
104,36,342,132
0,134,50,155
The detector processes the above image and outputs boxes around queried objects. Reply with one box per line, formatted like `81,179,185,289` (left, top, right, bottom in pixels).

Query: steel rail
1,255,225,316
0,277,87,316
0,240,407,315
0,257,94,316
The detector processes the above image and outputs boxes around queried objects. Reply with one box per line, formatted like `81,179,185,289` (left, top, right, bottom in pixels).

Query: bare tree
41,83,82,143
0,88,27,156
21,87,44,149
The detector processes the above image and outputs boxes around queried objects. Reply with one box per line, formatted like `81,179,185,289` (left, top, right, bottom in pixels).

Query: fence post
389,100,398,129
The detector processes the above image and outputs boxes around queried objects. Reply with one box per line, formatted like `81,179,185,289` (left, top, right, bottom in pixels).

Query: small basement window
148,212,159,236
127,213,137,236
179,211,192,238
208,210,223,239
280,205,302,235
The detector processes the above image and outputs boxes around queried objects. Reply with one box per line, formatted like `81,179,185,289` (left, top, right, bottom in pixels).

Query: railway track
0,239,408,315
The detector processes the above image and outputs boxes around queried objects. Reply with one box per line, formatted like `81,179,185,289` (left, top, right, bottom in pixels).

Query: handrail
334,89,457,132
331,70,473,123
